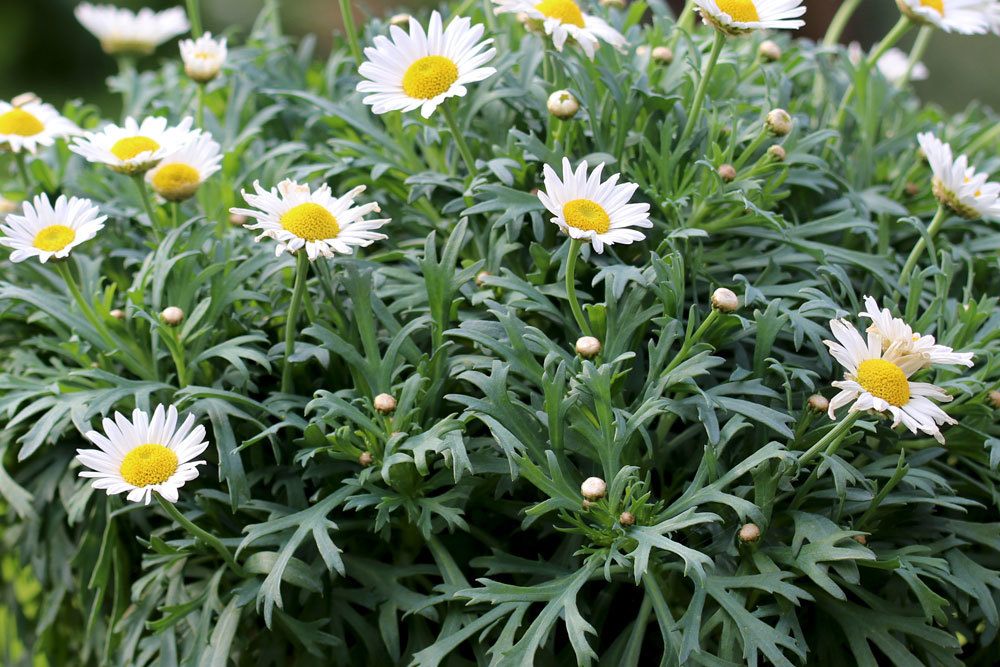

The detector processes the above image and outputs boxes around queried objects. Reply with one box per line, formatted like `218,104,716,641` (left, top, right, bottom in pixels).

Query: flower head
146,131,222,201
917,132,1000,220
895,0,990,34
231,179,390,261
694,0,806,34
547,89,580,119
0,193,106,263
76,405,209,504
179,32,228,83
858,296,974,369
537,158,652,254
492,0,626,59
71,116,196,175
75,3,190,55
0,99,78,154
357,11,496,119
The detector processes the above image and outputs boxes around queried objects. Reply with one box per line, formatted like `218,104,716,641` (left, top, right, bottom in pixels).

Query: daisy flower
0,99,78,154
357,11,496,119
895,0,990,34
858,296,974,368
75,3,190,55
76,405,209,505
0,193,106,263
146,132,223,202
825,319,957,443
231,179,391,261
71,116,196,175
537,158,652,254
917,132,1000,220
693,0,806,34
492,0,626,59
180,32,228,83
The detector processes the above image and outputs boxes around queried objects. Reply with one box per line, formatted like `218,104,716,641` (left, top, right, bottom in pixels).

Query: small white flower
895,0,991,34
179,32,228,83
71,116,196,175
75,3,190,55
493,0,626,59
231,179,391,261
537,158,652,254
824,319,957,443
146,131,222,201
917,132,1000,220
693,0,806,34
357,11,497,119
0,99,78,154
859,296,974,368
0,193,106,263
76,405,209,505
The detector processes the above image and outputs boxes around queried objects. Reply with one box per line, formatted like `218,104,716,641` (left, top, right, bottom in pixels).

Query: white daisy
75,3,190,55
693,0,806,34
0,99,78,154
179,32,227,83
848,44,929,85
858,296,974,368
146,131,222,202
917,132,1000,221
357,11,497,119
492,0,626,59
70,116,196,175
0,193,106,263
825,318,957,444
537,158,652,254
76,405,209,505
895,0,990,34
231,179,391,261
979,0,1000,34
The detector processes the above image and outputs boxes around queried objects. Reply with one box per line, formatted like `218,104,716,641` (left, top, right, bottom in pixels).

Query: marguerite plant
74,3,190,56
492,0,627,58
0,193,105,263
146,131,223,202
0,98,78,154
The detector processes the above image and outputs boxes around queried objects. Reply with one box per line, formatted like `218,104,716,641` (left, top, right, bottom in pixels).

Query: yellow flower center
150,163,202,201
0,108,45,137
919,0,944,15
33,224,76,252
535,0,586,27
856,358,911,407
110,136,161,161
563,199,611,234
280,202,340,241
119,444,178,487
402,56,459,100
715,0,760,22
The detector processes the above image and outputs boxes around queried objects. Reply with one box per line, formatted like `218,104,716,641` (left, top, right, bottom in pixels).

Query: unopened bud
160,306,184,326
619,511,635,526
374,393,397,414
580,476,607,501
767,145,786,161
109,308,126,320
547,90,579,120
989,390,1000,409
575,336,602,358
904,182,920,197
766,109,792,136
758,40,782,62
229,212,248,226
389,13,412,26
852,534,868,546
738,523,761,543
807,394,829,413
0,196,17,215
718,164,737,182
711,287,739,313
12,92,40,107
475,270,491,287
358,451,373,466
651,46,673,65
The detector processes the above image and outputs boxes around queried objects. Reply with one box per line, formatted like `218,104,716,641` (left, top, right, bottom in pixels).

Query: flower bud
852,534,868,546
580,476,607,501
160,306,184,326
0,196,17,215
475,270,491,287
766,109,793,136
767,145,786,162
990,390,1000,409
717,164,737,182
904,182,920,197
229,212,248,226
711,287,739,313
12,92,40,107
180,33,227,84
738,523,761,543
374,393,397,414
619,511,635,526
389,13,412,26
636,45,649,57
758,40,782,62
807,394,830,413
358,451,373,466
651,46,673,65
547,90,579,120
575,336,602,358
109,308,126,320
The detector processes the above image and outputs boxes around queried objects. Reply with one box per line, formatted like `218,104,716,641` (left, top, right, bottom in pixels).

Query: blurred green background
2,0,999,113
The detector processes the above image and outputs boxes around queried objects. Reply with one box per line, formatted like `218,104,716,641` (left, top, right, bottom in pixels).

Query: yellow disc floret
281,202,340,241
919,0,944,15
535,0,586,27
0,108,45,137
150,163,202,201
111,136,161,161
402,56,459,100
120,444,179,487
33,224,76,252
856,358,911,407
563,199,611,234
715,0,761,22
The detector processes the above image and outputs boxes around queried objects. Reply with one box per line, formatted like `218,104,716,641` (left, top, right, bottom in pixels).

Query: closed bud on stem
807,394,829,413
580,476,607,501
758,40,782,62
711,287,739,313
547,90,579,120
636,45,649,57
358,451,373,466
160,306,184,326
374,393,397,414
717,164,737,182
229,212,248,226
575,336,602,358
651,46,673,65
766,109,793,136
989,390,1000,409
904,182,920,197
619,511,635,526
767,145,786,162
0,196,17,215
739,523,761,543
110,308,126,320
852,534,868,546
475,270,491,287
12,92,40,107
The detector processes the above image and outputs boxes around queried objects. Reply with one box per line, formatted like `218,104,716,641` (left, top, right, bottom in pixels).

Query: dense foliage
2,1,999,665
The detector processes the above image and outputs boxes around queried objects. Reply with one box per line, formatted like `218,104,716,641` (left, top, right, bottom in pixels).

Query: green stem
679,29,725,146
185,0,203,36
338,0,363,66
677,0,695,32
662,308,720,377
14,153,31,194
732,127,769,171
196,84,206,129
963,123,1000,156
132,175,162,241
823,0,863,46
116,56,135,121
899,204,947,286
797,412,861,468
168,328,190,388
564,238,591,336
155,494,243,575
281,251,310,394
441,102,476,176
898,26,932,89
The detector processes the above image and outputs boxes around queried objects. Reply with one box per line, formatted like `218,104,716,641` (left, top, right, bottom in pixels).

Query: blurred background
2,0,999,113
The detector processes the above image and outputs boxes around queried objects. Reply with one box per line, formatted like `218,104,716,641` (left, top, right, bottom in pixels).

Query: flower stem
823,0,862,47
564,238,591,336
441,102,476,176
132,175,162,241
186,0,203,37
798,412,861,468
196,84,206,129
899,204,947,287
14,153,32,194
676,0,695,32
679,29,725,146
662,307,721,377
338,0,363,66
898,25,932,89
281,251,310,394
732,126,770,171
155,493,243,576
